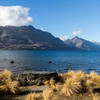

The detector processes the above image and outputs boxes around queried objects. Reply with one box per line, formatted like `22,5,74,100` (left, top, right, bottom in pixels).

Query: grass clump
0,69,19,95
26,93,42,100
24,70,100,100
43,70,100,100
61,78,81,96
43,89,54,100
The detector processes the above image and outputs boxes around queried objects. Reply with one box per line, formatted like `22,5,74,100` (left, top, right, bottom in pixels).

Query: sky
0,0,100,42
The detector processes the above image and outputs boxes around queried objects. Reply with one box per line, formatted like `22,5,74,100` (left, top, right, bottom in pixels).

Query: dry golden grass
85,71,100,94
43,88,62,100
45,70,100,99
26,93,42,100
67,70,75,77
59,70,87,82
24,70,100,100
0,69,19,95
1,70,100,100
44,80,50,85
54,84,63,91
49,77,55,86
47,71,100,100
59,70,75,81
60,71,100,99
91,93,100,100
75,70,86,80
43,89,54,100
61,78,81,96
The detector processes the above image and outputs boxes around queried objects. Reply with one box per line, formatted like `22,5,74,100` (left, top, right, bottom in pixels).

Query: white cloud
72,30,81,36
60,36,68,41
0,6,33,26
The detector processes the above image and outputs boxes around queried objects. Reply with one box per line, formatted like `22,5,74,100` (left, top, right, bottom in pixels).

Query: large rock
16,71,59,86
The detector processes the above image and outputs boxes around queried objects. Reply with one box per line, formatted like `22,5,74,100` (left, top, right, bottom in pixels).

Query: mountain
0,25,99,51
93,41,100,46
0,25,76,50
64,36,100,51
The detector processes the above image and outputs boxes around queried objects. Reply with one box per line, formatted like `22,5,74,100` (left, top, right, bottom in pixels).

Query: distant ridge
0,25,99,51
0,25,77,50
64,36,100,51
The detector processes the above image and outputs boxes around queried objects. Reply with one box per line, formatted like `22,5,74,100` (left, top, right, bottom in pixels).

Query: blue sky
0,0,100,41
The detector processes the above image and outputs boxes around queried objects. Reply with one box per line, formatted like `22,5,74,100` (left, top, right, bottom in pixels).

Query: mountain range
0,25,99,51
0,25,75,50
64,36,100,51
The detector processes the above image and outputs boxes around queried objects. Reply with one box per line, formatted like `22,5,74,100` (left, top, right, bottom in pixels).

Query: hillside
64,36,100,51
0,25,74,50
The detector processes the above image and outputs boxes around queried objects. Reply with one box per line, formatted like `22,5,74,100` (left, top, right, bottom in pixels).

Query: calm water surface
0,50,100,73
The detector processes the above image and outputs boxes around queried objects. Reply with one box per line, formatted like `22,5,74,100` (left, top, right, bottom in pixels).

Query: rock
10,60,14,64
16,71,59,86
48,61,52,64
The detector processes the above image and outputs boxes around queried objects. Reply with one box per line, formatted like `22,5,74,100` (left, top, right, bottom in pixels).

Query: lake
0,50,100,73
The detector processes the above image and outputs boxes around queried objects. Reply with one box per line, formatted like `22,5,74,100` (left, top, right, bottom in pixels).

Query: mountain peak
72,36,80,40
64,36,100,51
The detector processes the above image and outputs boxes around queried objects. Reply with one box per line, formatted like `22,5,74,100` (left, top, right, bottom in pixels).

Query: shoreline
1,70,100,100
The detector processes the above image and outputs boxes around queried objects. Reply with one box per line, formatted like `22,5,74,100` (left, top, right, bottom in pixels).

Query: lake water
0,50,100,73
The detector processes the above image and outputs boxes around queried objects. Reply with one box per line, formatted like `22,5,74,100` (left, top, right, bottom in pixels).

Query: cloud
0,6,33,26
60,36,68,41
72,30,81,36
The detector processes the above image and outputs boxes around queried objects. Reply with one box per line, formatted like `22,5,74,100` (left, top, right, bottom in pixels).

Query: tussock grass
61,78,81,96
0,69,19,95
26,93,42,100
40,70,100,100
49,77,55,86
1,69,100,100
43,89,54,100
